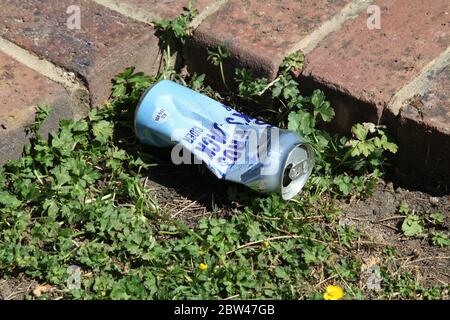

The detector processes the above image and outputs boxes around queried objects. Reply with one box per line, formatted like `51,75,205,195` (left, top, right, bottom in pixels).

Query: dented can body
134,80,314,200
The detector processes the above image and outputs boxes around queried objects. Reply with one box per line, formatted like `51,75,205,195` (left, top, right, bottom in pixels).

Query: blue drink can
135,80,314,200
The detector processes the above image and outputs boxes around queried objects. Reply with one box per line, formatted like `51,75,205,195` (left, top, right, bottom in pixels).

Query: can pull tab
288,161,307,180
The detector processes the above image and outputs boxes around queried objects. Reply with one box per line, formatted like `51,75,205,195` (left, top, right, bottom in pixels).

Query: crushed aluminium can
134,80,314,200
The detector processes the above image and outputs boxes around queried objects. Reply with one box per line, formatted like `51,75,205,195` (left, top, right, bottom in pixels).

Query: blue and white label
135,80,308,195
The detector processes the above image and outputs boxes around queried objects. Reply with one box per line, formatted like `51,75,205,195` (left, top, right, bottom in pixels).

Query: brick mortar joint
388,46,450,117
189,0,229,30
288,0,374,56
92,0,229,28
185,0,374,81
0,36,90,118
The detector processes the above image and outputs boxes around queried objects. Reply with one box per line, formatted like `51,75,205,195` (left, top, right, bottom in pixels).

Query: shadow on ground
140,146,261,228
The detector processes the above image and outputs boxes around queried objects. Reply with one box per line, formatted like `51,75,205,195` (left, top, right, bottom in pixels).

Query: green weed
207,45,231,90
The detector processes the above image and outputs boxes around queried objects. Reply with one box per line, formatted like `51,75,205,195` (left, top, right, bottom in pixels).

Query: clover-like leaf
401,215,424,237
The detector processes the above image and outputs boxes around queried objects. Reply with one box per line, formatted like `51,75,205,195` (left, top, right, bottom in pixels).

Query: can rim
280,143,315,200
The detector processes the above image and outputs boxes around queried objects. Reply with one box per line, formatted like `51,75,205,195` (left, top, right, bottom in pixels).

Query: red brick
391,64,450,191
114,0,215,20
0,0,161,106
401,67,450,136
185,0,352,84
301,0,450,131
0,52,82,164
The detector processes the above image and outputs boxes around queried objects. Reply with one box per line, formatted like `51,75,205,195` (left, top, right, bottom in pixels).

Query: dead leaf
33,284,52,298
361,256,382,271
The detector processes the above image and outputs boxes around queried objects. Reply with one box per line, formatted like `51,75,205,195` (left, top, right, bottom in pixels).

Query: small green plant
430,231,450,247
188,73,206,91
234,68,269,100
153,1,198,78
287,89,334,135
153,0,198,45
338,225,359,248
233,52,304,102
207,45,231,89
279,51,305,73
27,105,52,135
382,271,448,299
398,202,410,214
429,212,445,225
348,123,398,158
401,215,424,237
111,67,154,100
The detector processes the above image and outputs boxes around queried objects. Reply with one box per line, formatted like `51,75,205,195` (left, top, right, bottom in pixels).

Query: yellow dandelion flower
262,240,270,249
199,263,208,271
323,285,344,300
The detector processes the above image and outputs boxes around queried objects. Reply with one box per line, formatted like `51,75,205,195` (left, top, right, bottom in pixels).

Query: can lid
280,144,314,200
